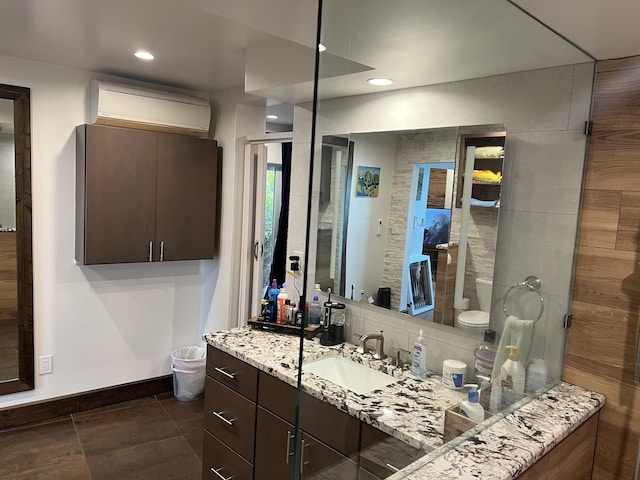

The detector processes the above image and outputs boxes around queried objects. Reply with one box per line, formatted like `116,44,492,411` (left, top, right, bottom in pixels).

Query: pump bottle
461,384,485,423
500,345,526,407
410,329,428,378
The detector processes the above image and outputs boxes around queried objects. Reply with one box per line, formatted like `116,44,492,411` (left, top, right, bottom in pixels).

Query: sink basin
302,355,397,395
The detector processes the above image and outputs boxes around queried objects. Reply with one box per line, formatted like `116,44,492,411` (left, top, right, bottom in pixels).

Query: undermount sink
302,355,397,395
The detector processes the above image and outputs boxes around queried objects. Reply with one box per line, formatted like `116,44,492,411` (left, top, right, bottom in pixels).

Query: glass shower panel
292,1,595,479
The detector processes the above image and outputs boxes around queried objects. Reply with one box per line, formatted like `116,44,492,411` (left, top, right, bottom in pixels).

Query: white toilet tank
476,278,493,312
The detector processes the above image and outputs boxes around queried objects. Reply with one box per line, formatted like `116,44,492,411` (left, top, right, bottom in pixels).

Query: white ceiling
0,0,637,116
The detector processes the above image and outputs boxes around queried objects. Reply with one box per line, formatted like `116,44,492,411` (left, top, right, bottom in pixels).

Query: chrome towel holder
503,275,544,323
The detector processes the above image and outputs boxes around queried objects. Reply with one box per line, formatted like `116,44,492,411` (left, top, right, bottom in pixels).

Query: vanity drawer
207,345,258,401
258,370,297,425
203,430,253,480
204,376,257,462
299,390,360,457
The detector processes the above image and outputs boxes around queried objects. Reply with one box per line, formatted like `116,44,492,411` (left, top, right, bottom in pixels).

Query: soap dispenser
500,345,526,407
461,384,485,423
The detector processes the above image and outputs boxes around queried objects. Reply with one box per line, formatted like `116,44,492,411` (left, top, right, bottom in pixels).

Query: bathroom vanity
202,329,604,479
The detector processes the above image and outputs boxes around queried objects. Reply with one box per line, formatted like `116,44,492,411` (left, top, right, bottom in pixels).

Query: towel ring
503,275,544,323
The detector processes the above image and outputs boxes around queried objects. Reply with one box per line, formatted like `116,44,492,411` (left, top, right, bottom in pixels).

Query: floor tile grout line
155,394,203,459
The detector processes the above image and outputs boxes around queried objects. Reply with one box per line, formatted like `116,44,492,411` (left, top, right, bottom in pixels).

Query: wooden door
81,124,157,264
254,407,297,480
156,133,217,261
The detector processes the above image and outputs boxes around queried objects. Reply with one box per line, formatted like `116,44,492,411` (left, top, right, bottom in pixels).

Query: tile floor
0,393,203,479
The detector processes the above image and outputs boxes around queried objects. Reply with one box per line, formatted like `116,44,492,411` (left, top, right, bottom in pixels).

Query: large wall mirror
288,0,595,382
315,125,506,328
0,84,33,395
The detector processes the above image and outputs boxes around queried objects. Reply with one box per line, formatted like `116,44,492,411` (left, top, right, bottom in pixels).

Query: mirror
315,124,505,327
0,84,33,395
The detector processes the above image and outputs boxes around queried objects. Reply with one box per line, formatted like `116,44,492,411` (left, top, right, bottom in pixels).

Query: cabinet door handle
214,366,236,379
254,240,259,260
285,430,295,464
160,241,164,261
210,467,232,480
299,439,310,474
212,411,234,426
386,463,401,472
148,241,153,262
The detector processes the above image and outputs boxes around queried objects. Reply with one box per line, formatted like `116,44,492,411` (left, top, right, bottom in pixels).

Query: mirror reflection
0,97,17,383
314,124,506,329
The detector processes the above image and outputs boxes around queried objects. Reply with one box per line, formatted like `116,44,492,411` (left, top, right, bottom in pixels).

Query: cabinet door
156,133,217,261
254,407,297,480
80,124,157,264
300,431,358,480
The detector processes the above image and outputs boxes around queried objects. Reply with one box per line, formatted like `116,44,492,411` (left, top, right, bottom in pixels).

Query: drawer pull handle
212,411,235,426
210,467,233,480
285,430,295,464
300,439,310,474
214,366,236,379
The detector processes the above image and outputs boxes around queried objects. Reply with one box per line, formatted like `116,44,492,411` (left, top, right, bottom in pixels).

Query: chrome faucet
357,331,386,360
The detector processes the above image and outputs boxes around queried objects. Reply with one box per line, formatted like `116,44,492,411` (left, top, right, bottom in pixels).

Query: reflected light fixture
367,77,393,86
267,114,279,120
134,50,155,60
318,44,327,52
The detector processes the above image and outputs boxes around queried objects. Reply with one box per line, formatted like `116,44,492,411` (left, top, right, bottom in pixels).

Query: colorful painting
356,166,380,197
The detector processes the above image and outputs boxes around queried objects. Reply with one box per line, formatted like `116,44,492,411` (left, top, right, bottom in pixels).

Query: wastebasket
171,346,206,402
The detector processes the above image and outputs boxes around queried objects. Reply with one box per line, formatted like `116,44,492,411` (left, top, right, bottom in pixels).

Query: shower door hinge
564,312,573,329
584,121,592,136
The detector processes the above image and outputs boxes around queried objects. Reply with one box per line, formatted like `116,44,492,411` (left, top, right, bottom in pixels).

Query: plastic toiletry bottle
525,358,548,394
500,345,526,407
309,296,322,326
461,384,485,423
411,330,428,378
474,329,497,384
277,285,289,324
268,279,279,323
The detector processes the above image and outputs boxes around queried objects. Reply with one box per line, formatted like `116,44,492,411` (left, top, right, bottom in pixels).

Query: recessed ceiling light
267,114,279,120
134,50,155,61
367,77,393,86
318,44,327,52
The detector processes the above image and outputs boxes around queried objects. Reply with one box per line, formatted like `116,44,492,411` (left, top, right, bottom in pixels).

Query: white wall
0,55,264,408
292,62,594,382
0,133,15,228
344,133,395,300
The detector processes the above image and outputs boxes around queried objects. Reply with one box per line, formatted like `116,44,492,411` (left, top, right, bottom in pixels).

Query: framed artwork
356,166,380,197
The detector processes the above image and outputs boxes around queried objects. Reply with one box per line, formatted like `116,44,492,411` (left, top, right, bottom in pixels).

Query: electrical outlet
39,355,53,375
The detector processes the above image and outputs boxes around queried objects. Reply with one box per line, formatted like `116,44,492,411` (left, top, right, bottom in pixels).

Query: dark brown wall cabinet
76,124,218,265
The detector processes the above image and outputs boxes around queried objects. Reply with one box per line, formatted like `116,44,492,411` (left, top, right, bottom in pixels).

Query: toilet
456,278,492,332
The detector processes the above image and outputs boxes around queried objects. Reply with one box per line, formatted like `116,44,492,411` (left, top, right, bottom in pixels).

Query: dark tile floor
0,393,203,479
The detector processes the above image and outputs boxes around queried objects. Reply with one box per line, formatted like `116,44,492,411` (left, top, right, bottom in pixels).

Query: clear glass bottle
474,329,497,385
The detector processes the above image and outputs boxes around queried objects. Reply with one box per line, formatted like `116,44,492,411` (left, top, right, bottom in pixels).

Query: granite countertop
204,327,605,479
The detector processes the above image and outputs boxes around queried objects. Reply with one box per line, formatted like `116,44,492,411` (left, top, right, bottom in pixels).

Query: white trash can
171,346,206,402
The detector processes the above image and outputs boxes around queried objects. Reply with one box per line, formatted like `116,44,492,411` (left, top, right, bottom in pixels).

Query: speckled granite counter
204,328,605,479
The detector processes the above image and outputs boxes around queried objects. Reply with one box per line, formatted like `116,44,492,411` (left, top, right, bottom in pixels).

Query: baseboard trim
0,375,173,430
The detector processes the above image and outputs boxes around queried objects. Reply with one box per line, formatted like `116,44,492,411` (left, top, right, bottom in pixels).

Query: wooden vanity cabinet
76,124,217,265
255,369,359,479
203,346,258,480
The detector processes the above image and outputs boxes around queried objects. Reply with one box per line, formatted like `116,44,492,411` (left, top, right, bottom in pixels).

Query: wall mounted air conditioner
90,79,211,136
